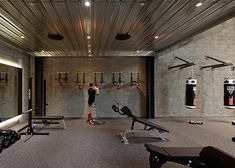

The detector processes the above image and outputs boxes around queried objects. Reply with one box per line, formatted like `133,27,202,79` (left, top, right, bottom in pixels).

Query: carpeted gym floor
0,116,234,168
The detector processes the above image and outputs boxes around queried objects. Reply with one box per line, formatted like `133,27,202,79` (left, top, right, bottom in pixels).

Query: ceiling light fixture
155,36,159,39
20,36,24,39
85,1,90,7
137,50,140,53
87,35,91,39
196,2,203,7
88,50,91,53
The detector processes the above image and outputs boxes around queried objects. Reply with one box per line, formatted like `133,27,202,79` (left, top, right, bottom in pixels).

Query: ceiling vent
48,33,64,40
115,33,131,40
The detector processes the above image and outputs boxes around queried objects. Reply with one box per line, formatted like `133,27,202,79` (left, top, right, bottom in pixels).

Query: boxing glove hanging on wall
185,78,197,109
224,78,235,109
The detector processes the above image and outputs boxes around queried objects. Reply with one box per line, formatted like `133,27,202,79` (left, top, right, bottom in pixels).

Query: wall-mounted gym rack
130,72,141,84
112,72,125,89
56,72,69,86
200,56,233,69
168,57,195,70
94,72,104,86
74,72,86,89
0,72,8,85
112,72,124,85
130,72,142,89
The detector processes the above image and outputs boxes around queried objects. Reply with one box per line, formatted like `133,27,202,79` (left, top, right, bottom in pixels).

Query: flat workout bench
112,105,169,144
145,144,235,168
32,116,66,129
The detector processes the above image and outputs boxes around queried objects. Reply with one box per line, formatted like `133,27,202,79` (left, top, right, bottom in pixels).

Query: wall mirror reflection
0,63,22,122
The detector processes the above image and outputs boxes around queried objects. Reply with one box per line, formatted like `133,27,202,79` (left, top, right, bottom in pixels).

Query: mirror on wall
0,63,22,122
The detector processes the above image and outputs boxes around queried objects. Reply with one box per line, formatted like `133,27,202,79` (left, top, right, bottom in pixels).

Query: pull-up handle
200,56,233,70
168,57,195,70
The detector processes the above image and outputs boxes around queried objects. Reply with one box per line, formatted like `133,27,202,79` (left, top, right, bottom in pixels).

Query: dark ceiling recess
115,33,131,40
48,33,64,40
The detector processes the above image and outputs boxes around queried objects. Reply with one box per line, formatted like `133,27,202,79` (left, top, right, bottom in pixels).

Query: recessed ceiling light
85,1,90,7
87,35,91,39
137,50,140,53
155,36,159,39
88,50,91,53
196,2,203,7
20,36,24,39
88,54,92,57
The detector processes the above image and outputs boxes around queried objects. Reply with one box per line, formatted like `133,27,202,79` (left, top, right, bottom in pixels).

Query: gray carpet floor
0,116,234,168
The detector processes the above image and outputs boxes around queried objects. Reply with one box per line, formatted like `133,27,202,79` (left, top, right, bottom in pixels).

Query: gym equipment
74,72,86,90
0,129,21,150
21,78,49,135
56,72,68,86
0,72,8,85
189,120,203,125
185,78,197,109
232,120,235,125
112,72,124,89
224,78,235,109
130,72,142,89
0,141,3,153
112,105,169,144
32,80,66,129
232,137,235,142
94,72,104,86
145,144,235,168
168,57,195,70
200,56,232,70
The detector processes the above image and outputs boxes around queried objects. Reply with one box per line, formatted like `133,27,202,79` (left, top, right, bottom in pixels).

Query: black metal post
146,57,155,119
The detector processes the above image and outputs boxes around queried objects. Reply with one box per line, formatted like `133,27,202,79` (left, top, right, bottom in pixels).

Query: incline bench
145,144,235,168
32,116,66,129
112,105,169,144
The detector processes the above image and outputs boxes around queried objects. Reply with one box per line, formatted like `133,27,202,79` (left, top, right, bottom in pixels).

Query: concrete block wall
155,17,235,116
43,57,146,117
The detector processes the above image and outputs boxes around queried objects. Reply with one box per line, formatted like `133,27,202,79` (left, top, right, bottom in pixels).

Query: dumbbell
0,129,16,144
0,135,11,148
189,120,203,125
0,142,3,153
189,120,196,124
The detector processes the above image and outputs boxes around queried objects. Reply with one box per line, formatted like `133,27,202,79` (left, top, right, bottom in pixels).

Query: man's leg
88,104,95,124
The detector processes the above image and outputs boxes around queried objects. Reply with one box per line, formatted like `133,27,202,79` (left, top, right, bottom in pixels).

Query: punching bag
185,78,197,109
224,78,235,109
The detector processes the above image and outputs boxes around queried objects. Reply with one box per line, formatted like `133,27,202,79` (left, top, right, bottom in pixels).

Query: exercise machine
145,144,235,168
32,80,66,129
112,105,169,144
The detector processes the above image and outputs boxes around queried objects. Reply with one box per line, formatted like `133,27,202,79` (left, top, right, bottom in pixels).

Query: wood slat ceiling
0,0,235,57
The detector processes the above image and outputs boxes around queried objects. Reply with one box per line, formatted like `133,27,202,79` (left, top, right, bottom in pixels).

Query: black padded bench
32,116,66,129
112,105,169,144
145,144,235,168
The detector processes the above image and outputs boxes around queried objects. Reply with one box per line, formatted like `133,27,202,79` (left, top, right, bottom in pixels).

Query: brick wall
154,17,235,116
43,57,146,117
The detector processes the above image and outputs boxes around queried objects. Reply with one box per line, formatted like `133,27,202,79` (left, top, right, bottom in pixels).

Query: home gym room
0,0,234,168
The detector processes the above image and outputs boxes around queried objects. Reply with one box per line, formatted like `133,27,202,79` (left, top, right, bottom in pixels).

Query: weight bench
32,116,66,129
112,105,169,144
145,144,235,168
